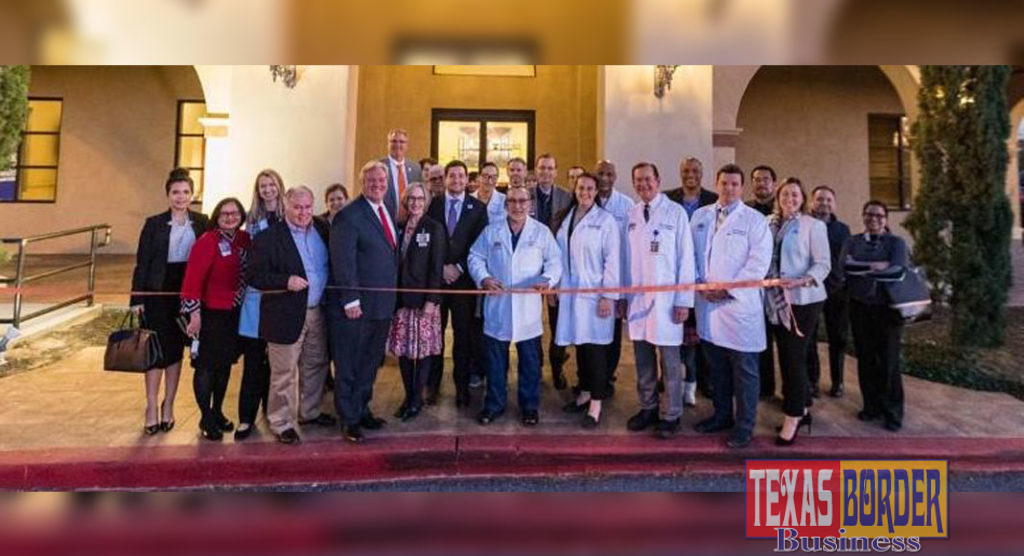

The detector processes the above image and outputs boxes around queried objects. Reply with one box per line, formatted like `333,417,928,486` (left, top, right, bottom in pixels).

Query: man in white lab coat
595,160,634,388
691,163,773,449
468,186,563,427
624,162,696,439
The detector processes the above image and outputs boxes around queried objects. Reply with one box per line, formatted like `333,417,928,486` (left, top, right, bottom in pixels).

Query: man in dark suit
666,156,719,402
246,186,334,445
426,160,488,407
329,161,400,443
380,128,422,219
529,153,572,389
747,164,777,399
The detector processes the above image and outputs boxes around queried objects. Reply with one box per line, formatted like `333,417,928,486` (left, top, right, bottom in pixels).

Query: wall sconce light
654,65,679,98
269,65,299,88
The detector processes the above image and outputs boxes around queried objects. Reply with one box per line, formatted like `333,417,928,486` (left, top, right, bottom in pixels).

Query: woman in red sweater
180,197,251,441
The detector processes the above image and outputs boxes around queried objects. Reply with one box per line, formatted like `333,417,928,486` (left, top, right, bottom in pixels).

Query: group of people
130,128,911,449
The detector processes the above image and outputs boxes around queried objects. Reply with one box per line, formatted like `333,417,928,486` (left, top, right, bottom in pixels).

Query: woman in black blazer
130,168,209,435
385,183,446,421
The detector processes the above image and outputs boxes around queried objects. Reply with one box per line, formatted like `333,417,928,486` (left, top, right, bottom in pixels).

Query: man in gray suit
329,160,400,444
529,153,572,389
380,128,422,218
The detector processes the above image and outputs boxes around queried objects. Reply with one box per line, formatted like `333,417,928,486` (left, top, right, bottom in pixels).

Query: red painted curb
2,434,1023,489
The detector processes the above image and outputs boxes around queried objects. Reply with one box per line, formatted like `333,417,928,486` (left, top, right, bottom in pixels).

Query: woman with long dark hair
181,197,251,441
554,172,621,428
130,168,208,435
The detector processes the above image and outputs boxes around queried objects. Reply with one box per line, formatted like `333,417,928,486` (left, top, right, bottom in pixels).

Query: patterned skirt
386,307,443,360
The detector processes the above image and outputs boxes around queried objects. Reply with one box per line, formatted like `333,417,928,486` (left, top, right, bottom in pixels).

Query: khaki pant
267,307,329,434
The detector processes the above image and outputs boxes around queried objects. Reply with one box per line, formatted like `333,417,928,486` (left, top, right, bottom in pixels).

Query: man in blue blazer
380,128,422,219
329,160,400,443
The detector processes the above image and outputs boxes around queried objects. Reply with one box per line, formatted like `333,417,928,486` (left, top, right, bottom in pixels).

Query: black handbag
875,265,933,324
103,312,163,372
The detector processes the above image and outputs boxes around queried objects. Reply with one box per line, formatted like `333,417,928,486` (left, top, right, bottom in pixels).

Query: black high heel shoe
775,412,813,432
776,413,812,446
159,400,175,433
144,407,160,435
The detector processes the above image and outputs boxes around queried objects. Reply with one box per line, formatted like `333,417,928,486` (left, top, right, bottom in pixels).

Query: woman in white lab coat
554,173,621,428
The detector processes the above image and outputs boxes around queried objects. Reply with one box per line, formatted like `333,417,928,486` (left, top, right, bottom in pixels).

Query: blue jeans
483,335,542,415
703,341,760,437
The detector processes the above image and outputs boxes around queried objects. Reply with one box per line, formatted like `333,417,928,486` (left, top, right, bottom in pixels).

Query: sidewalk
2,339,1024,489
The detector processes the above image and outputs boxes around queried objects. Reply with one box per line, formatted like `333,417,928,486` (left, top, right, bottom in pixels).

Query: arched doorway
730,65,912,234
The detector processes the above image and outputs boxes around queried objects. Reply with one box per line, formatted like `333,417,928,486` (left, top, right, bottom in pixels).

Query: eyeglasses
408,196,426,202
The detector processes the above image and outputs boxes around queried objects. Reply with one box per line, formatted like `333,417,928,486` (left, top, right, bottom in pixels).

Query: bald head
595,160,617,197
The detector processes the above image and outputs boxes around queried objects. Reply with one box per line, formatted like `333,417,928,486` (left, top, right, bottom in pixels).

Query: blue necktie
447,198,459,235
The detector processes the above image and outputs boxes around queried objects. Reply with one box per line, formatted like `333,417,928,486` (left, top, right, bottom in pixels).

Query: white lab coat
469,217,563,343
474,189,507,224
554,205,621,346
691,201,773,353
601,188,634,284
624,193,695,346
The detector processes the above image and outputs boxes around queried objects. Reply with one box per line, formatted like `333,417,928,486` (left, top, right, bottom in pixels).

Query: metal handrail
1,224,112,328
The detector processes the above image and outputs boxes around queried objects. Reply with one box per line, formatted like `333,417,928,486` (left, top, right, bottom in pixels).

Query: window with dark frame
175,100,207,203
867,113,911,210
431,108,535,186
0,98,63,203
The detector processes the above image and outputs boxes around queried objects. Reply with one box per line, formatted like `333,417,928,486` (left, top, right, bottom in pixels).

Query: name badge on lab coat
650,229,660,253
416,232,430,247
218,240,232,257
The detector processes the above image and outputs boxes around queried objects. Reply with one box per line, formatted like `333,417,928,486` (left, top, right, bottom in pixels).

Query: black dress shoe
694,417,735,433
359,414,386,430
857,410,881,422
300,413,338,427
200,424,223,441
400,405,422,422
276,428,301,445
234,423,254,441
626,409,658,432
655,418,681,439
581,414,600,429
393,404,408,419
562,400,589,414
343,425,364,444
521,410,539,427
828,384,844,398
476,409,499,425
424,388,439,406
725,432,752,449
883,419,903,432
217,415,235,433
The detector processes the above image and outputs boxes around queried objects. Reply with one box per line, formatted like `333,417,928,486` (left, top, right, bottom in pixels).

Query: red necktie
378,205,396,249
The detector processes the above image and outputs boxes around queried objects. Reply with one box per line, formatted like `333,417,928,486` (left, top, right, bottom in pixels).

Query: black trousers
850,300,905,425
331,316,391,427
807,290,849,388
547,303,568,378
238,337,270,426
575,343,611,400
399,356,431,408
774,302,823,417
759,316,777,396
681,344,698,382
429,291,478,398
606,317,624,381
